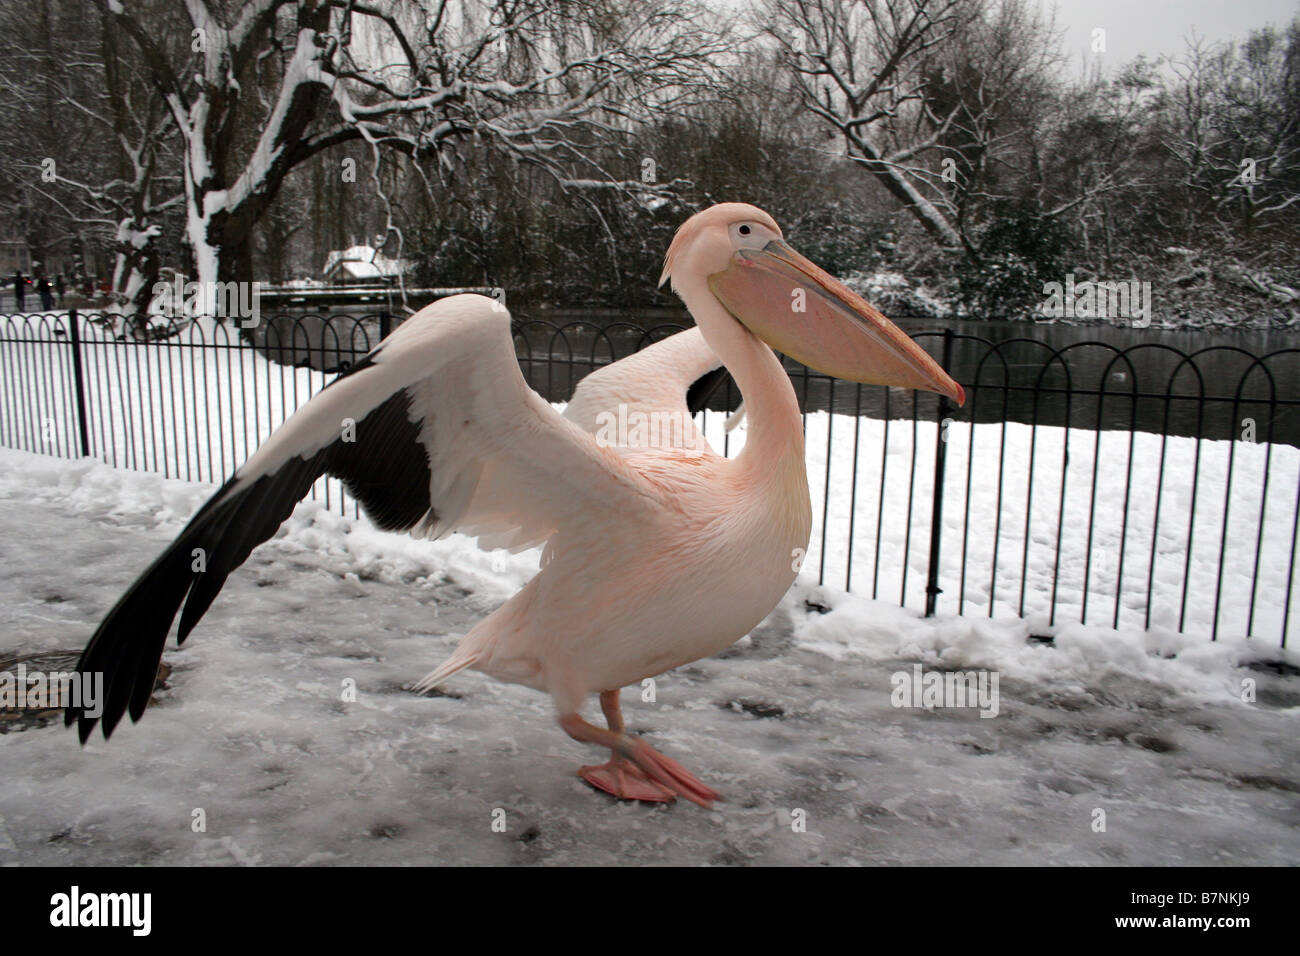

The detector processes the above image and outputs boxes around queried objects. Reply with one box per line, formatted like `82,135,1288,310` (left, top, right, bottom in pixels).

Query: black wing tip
67,685,143,744
65,702,100,745
67,614,169,745
63,347,425,752
77,714,97,745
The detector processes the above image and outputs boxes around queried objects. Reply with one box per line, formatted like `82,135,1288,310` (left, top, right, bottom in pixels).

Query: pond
512,311,1300,448
254,308,1300,447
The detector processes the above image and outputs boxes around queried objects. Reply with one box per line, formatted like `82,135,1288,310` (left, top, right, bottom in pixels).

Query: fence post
379,311,391,341
924,328,955,617
66,309,91,458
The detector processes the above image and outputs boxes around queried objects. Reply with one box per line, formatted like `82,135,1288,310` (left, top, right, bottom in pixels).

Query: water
253,308,1300,447
513,311,1300,448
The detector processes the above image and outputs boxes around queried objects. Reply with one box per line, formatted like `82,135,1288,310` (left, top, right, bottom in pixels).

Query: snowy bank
5,318,1297,644
0,448,1297,865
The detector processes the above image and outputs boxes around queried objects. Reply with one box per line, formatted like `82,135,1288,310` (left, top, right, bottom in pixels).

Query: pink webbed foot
622,739,721,809
579,758,677,803
559,693,722,809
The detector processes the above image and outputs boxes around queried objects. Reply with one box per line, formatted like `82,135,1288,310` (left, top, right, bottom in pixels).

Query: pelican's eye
738,224,751,236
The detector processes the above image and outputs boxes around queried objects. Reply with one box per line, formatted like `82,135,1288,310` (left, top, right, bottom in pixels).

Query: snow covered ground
0,447,1297,866
6,316,1299,644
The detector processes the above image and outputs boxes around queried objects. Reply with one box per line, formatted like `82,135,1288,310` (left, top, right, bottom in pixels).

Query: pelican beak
708,239,965,405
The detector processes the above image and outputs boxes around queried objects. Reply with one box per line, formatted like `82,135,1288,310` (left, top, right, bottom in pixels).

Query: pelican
68,203,963,807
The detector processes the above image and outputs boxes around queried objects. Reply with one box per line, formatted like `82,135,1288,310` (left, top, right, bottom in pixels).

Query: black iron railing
2,309,1296,647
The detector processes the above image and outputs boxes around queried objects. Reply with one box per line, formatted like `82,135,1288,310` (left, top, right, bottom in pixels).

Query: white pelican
68,203,963,807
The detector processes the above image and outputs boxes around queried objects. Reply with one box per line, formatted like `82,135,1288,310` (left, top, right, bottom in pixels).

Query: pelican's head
661,203,964,404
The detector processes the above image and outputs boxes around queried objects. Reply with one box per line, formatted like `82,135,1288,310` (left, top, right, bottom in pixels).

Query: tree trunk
107,218,162,336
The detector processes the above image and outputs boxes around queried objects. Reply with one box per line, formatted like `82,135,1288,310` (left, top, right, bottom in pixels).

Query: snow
6,318,1299,644
0,445,1298,865
321,245,413,282
844,269,953,317
801,409,1300,645
1,318,333,491
3,321,1299,863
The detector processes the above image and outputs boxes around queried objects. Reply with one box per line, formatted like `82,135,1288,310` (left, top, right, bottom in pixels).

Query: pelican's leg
562,692,719,807
574,691,676,804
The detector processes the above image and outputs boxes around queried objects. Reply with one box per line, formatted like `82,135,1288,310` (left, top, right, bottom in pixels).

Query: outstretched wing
562,326,733,452
69,294,660,741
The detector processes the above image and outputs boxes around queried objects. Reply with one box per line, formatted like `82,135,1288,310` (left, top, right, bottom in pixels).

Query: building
322,245,413,286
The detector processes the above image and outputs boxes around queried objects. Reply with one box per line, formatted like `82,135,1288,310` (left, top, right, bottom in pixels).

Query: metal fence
2,309,1297,647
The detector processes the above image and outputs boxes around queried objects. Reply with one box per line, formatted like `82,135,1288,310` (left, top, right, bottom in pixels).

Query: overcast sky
1049,0,1300,71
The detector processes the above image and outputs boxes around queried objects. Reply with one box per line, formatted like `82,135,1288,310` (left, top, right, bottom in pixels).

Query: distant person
55,274,65,305
36,276,54,311
12,271,26,311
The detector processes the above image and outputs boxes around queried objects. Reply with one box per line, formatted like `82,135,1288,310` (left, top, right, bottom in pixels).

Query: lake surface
255,308,1300,447
508,311,1300,447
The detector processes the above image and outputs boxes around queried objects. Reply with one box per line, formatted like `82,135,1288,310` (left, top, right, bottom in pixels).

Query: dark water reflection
511,311,1300,448
254,308,1300,447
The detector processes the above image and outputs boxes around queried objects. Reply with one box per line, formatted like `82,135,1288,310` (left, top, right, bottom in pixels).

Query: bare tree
766,0,969,247
1158,29,1300,238
55,78,182,326
92,0,723,321
0,0,183,311
765,0,1060,258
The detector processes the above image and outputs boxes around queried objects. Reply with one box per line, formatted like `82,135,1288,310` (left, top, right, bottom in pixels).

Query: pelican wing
69,294,659,741
562,326,731,452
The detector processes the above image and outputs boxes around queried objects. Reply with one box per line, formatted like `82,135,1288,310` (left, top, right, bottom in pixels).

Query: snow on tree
765,0,1062,258
92,0,723,325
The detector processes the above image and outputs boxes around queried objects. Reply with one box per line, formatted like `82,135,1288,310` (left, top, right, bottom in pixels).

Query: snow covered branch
88,0,723,319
